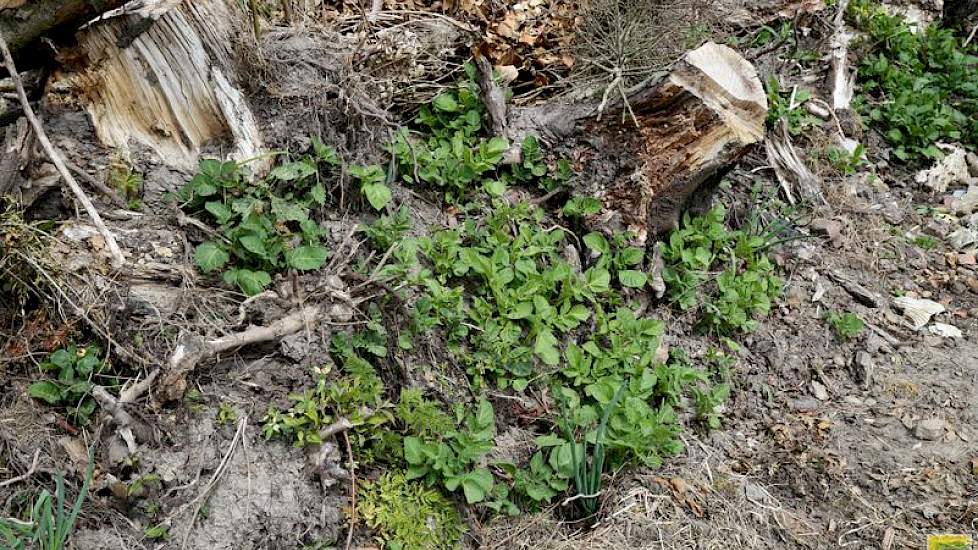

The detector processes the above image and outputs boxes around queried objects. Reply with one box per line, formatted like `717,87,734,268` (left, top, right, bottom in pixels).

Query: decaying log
0,0,127,55
55,0,266,171
511,42,767,243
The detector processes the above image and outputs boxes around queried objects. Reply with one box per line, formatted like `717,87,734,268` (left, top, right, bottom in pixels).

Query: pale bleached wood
61,0,265,170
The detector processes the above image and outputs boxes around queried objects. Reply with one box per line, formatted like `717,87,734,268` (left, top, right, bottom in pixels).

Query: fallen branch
474,53,508,139
157,305,322,403
0,449,40,488
829,0,854,114
0,32,126,268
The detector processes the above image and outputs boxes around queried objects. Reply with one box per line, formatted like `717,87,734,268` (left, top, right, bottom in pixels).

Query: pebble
790,398,821,412
852,351,874,387
811,381,829,401
914,417,945,441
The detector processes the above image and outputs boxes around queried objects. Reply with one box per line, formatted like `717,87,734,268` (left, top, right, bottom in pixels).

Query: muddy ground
2,1,978,549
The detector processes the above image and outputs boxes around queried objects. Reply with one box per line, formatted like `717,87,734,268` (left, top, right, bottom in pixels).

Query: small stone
881,205,906,225
914,418,945,441
948,228,977,250
958,253,977,266
811,381,829,401
923,219,952,238
785,284,805,306
852,351,874,387
789,398,820,412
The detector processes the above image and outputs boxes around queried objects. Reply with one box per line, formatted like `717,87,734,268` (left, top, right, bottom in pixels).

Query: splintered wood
55,0,264,170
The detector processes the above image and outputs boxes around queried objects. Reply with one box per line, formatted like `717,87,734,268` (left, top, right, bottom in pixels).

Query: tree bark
944,0,978,34
0,0,127,55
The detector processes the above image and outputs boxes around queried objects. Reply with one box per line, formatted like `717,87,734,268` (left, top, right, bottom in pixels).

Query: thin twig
0,32,125,268
57,157,128,209
965,23,978,48
342,430,356,550
0,449,40,488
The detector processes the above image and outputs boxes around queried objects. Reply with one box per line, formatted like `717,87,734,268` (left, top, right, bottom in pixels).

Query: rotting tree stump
510,42,768,243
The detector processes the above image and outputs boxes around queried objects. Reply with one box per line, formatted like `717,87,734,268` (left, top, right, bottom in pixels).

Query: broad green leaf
204,201,233,224
486,137,510,156
363,183,392,211
309,183,327,205
194,242,229,274
29,381,63,404
619,270,648,288
234,269,272,296
484,179,506,197
286,245,328,271
433,94,459,112
404,437,424,464
460,469,493,503
269,160,317,181
238,235,268,258
49,348,73,369
75,354,101,376
534,329,560,366
583,232,610,255
271,198,309,222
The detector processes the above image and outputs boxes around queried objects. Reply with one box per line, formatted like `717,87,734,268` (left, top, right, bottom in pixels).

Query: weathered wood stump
511,42,768,243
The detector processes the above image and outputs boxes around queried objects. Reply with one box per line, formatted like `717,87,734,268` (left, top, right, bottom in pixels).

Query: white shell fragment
892,297,945,330
929,323,963,339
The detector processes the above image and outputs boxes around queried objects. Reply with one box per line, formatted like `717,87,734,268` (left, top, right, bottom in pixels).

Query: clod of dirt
810,381,829,401
811,218,844,247
914,145,976,192
914,417,945,441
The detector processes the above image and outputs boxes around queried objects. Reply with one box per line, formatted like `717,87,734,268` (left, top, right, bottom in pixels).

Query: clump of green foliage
358,471,465,550
262,331,393,448
912,234,939,250
557,382,623,518
258,69,752,526
177,145,336,295
28,345,105,426
391,66,568,202
662,205,782,334
362,206,413,251
825,143,867,176
765,77,821,136
404,399,496,504
178,139,399,295
827,311,865,341
0,449,93,550
107,158,143,210
849,0,978,161
391,68,508,203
